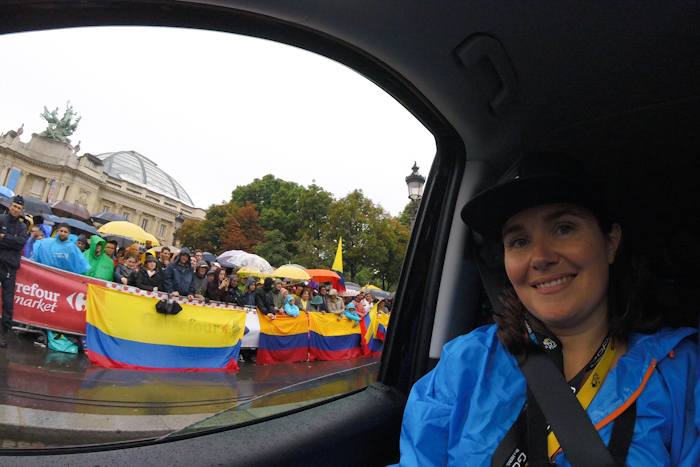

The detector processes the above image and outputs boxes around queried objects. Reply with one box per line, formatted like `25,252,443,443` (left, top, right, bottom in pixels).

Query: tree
177,219,209,251
322,190,388,282
371,217,410,290
221,203,266,252
254,229,294,267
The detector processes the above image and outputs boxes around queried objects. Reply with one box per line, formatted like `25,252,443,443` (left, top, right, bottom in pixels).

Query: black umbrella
0,194,53,216
202,252,217,263
45,215,99,235
91,211,128,224
102,234,136,249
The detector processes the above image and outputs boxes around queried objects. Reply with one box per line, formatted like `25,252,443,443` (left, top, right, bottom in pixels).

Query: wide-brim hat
461,154,609,240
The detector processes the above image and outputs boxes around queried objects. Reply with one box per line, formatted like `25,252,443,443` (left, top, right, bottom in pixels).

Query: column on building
40,178,53,202
0,162,12,186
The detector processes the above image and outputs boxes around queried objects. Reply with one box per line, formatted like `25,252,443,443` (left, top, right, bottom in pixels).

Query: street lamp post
405,162,426,229
172,211,185,246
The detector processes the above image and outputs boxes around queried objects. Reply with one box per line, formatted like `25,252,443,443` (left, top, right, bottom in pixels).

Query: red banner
13,259,104,335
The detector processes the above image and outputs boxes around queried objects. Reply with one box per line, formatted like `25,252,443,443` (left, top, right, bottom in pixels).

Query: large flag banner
257,313,310,364
308,312,363,361
331,237,346,292
85,284,246,372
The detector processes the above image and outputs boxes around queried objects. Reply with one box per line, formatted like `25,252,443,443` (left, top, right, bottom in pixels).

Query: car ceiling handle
455,34,518,115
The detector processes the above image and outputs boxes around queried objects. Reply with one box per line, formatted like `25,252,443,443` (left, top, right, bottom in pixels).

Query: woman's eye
509,238,528,249
555,224,574,235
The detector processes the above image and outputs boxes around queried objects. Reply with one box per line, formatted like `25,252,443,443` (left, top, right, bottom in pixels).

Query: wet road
0,330,380,448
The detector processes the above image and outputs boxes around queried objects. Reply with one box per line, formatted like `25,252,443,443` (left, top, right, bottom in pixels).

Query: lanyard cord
495,326,615,467
547,337,616,459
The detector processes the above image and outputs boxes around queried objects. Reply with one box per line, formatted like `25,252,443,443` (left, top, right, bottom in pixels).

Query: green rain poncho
83,235,115,281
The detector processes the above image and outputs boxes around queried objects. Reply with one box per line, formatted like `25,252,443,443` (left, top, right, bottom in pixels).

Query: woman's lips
531,275,575,291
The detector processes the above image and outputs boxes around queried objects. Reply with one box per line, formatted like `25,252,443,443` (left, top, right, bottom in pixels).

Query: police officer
0,195,29,347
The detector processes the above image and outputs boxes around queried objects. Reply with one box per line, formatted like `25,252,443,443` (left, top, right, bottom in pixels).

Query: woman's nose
530,237,558,270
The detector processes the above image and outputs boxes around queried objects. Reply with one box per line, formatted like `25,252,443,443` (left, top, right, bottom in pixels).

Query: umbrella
344,281,362,291
142,232,161,247
50,200,92,223
305,269,340,282
102,234,135,249
90,211,128,225
202,252,217,263
222,252,274,275
45,214,98,235
274,264,311,281
237,266,275,278
361,285,394,300
216,250,245,268
97,221,150,244
0,194,53,216
0,186,14,198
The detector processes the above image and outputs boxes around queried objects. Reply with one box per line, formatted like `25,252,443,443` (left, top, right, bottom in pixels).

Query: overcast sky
0,27,435,216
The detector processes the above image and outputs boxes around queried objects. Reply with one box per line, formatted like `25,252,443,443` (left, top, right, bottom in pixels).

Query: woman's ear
607,223,622,264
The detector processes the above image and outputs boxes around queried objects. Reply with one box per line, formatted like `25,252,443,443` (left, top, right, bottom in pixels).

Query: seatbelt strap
520,350,616,467
608,401,637,466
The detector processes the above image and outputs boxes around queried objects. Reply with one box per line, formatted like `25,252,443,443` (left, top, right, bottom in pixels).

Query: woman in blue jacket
397,154,699,466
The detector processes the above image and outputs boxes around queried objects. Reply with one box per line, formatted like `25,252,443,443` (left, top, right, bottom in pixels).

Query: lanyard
547,337,616,459
496,326,614,467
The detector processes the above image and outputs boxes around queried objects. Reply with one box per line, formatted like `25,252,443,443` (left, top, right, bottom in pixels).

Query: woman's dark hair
495,208,661,355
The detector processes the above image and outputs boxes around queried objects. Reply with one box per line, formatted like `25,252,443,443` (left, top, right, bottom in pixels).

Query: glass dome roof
94,150,194,206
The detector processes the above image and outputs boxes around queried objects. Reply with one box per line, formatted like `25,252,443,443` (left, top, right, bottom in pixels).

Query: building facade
0,127,205,245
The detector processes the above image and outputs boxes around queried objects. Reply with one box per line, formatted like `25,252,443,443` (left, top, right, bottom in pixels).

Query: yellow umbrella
274,264,311,281
98,221,149,244
143,232,161,246
237,266,275,278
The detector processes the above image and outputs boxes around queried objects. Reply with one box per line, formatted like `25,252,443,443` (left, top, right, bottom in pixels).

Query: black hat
11,195,24,206
77,234,87,243
461,154,609,240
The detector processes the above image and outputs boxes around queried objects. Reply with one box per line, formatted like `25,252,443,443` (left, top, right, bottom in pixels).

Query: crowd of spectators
22,224,394,322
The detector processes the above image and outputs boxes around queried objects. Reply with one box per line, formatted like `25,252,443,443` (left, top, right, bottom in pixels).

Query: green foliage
399,200,419,229
189,175,410,287
321,190,388,282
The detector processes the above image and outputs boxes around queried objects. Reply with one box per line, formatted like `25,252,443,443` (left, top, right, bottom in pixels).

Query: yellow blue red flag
308,312,363,361
85,284,246,371
331,237,346,292
362,304,389,355
257,313,310,364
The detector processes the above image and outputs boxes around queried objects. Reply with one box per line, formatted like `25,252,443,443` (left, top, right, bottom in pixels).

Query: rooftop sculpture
39,101,81,143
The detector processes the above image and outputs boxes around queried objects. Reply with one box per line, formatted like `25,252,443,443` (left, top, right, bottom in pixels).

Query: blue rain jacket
284,295,300,317
397,325,699,466
33,236,90,274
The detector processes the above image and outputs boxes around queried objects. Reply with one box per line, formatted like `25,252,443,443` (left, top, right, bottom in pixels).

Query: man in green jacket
83,235,114,281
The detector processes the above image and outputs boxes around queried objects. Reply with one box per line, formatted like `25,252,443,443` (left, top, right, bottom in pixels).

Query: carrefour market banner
85,284,247,372
14,258,101,335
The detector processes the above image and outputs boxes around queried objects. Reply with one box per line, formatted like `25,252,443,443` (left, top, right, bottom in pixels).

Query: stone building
0,128,205,245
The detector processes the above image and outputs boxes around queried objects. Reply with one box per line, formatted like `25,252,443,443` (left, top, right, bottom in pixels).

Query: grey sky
0,27,435,216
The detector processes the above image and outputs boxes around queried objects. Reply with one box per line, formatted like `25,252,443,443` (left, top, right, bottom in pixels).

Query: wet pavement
0,330,380,448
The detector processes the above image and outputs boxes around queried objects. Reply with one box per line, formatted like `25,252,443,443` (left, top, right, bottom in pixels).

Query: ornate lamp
405,162,426,228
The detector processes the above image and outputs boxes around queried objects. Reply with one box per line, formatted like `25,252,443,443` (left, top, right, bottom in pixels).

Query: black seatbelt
519,350,616,467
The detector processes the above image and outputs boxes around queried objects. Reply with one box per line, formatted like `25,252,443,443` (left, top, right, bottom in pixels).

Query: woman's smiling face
502,203,621,334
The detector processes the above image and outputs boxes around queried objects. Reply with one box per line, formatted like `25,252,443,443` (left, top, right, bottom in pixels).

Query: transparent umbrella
223,252,274,275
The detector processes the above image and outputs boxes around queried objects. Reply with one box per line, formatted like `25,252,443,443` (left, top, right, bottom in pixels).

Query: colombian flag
362,304,390,356
308,313,363,361
331,237,346,292
257,313,310,364
85,284,246,372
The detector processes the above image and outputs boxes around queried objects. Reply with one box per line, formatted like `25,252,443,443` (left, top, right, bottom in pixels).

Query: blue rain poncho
284,294,300,317
33,236,91,274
